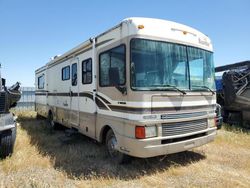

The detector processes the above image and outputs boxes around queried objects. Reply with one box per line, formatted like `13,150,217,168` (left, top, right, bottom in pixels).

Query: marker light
138,25,144,29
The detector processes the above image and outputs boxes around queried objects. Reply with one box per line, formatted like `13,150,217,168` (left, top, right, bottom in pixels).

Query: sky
0,0,249,86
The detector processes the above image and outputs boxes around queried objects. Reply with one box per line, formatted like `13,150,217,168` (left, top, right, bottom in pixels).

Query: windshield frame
129,37,215,92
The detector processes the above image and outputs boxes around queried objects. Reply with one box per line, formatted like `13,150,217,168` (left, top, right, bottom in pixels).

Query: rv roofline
35,17,213,72
46,22,123,67
35,65,47,74
35,21,124,73
215,60,250,72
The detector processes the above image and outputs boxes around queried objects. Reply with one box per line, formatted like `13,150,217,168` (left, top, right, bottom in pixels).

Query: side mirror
109,67,120,86
2,78,6,87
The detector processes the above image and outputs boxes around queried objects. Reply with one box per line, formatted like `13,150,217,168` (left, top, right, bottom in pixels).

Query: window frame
38,74,45,89
82,58,92,85
129,38,214,91
99,44,126,87
62,65,70,81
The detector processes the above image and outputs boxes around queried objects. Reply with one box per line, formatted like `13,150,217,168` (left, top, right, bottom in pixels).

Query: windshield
130,38,215,91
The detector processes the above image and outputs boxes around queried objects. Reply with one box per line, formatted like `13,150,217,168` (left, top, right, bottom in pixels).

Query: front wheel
105,129,130,164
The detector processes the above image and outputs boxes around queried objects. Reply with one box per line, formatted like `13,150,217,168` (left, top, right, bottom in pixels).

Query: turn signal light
138,25,144,29
135,126,145,139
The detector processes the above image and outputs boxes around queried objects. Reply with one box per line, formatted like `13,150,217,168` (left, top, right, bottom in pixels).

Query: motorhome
35,17,217,163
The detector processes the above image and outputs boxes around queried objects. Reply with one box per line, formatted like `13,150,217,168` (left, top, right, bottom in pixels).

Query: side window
82,58,92,84
99,45,126,87
62,66,70,81
72,63,77,86
38,75,45,89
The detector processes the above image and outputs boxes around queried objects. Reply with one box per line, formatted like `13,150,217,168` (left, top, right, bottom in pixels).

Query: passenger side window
62,66,70,81
38,74,45,89
99,45,126,87
82,58,92,84
72,63,77,86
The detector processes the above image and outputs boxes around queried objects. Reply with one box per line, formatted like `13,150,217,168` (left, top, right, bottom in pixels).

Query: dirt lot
0,111,250,188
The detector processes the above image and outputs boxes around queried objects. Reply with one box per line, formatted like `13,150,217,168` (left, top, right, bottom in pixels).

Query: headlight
145,125,157,138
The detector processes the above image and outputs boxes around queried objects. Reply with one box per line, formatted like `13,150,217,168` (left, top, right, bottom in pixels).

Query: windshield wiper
192,85,215,95
152,84,186,95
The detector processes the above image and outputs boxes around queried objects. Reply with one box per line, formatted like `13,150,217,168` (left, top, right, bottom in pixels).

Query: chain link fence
14,87,35,111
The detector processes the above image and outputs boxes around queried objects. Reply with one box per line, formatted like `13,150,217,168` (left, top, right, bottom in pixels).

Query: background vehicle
0,65,21,158
215,60,250,127
35,17,217,163
215,104,223,129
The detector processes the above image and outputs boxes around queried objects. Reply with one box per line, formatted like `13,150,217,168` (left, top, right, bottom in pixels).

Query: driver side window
99,45,126,87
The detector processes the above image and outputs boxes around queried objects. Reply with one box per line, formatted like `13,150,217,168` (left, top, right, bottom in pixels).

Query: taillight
135,126,145,139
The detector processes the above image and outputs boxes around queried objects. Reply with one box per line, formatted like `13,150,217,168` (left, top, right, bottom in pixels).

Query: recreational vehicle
35,17,217,163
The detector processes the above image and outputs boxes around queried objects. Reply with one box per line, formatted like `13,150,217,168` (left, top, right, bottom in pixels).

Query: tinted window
188,47,215,90
38,75,45,89
62,66,70,81
72,63,77,86
82,58,92,84
99,45,126,87
131,39,188,90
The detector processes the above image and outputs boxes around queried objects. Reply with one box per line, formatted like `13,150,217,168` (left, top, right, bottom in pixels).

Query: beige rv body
35,17,217,158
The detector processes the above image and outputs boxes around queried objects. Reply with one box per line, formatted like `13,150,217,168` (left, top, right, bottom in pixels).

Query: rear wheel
105,129,130,164
0,127,16,158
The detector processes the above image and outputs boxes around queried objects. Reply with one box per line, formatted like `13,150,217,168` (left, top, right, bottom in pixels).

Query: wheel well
101,125,112,143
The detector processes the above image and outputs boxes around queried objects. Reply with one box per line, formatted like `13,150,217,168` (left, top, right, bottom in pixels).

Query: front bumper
117,128,217,158
0,124,16,132
0,113,16,132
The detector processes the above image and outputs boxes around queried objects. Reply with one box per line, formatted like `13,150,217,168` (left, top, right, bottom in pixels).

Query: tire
0,127,16,158
105,129,130,164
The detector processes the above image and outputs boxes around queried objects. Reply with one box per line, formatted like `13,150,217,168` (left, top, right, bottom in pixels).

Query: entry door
69,59,80,127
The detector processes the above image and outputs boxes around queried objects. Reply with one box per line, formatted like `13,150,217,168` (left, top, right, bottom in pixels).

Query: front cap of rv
122,17,213,52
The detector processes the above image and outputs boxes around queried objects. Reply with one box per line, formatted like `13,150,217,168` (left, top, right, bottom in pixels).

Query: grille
161,111,208,119
0,92,6,112
162,119,208,137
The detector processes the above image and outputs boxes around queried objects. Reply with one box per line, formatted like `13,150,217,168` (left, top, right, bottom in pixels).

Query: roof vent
50,54,61,61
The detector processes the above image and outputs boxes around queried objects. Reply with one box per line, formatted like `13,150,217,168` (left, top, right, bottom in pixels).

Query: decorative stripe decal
79,92,94,100
35,91,215,114
107,104,216,114
48,92,70,96
96,94,111,104
95,97,109,110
